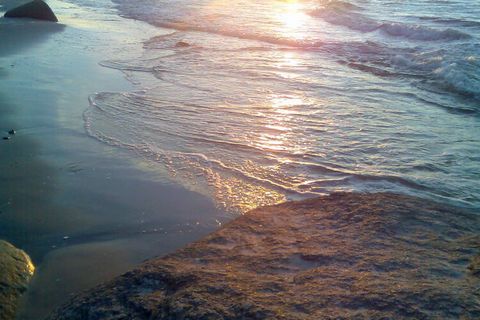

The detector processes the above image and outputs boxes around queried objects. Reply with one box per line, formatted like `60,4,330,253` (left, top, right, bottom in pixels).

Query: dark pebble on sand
3,137,10,140
8,130,15,135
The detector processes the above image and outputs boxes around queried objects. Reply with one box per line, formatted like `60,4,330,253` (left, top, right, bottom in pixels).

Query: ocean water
80,0,479,213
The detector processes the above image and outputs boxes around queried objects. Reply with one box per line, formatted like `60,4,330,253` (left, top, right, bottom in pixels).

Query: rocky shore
0,240,34,320
50,193,479,319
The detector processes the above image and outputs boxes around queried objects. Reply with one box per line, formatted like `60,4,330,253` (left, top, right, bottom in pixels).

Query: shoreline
1,0,479,319
50,192,480,319
0,1,230,318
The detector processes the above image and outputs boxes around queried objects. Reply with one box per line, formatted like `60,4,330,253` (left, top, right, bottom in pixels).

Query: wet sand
0,1,228,318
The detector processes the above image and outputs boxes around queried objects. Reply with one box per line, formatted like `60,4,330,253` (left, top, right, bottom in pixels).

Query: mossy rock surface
0,240,35,320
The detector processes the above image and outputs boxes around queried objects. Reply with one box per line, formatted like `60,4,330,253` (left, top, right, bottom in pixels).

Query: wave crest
309,5,471,42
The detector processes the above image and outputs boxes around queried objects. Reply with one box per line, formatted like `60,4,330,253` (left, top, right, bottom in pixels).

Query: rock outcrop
4,0,58,22
50,193,480,319
0,240,35,320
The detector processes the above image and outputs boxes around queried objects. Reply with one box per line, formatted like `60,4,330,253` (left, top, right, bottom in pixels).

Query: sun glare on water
275,0,308,39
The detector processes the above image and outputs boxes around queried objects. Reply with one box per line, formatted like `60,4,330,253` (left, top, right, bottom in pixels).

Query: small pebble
63,236,70,240
8,130,15,135
3,136,10,140
175,41,190,48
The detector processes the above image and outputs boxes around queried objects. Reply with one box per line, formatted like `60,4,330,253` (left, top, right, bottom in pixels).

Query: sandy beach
0,1,228,318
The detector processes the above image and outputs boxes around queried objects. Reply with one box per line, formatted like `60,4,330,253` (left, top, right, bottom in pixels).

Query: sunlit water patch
78,0,480,212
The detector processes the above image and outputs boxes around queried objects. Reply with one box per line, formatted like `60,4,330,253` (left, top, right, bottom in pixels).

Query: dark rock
3,136,11,140
4,0,58,22
8,129,16,135
469,255,480,276
0,240,35,320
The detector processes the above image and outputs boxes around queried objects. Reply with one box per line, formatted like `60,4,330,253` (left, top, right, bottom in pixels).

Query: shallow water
78,0,480,212
0,1,226,317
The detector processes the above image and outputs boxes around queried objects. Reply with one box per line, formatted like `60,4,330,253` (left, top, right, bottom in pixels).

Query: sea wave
389,46,480,102
109,0,479,105
309,7,471,41
84,80,479,211
85,0,480,211
418,16,480,28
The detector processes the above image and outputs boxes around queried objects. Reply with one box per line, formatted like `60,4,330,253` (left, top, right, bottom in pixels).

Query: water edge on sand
0,1,229,318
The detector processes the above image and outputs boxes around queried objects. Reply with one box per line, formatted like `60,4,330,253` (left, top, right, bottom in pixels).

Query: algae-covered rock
50,193,480,319
469,255,480,276
0,240,35,320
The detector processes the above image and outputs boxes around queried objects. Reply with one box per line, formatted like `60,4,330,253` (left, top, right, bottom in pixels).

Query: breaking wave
309,6,471,41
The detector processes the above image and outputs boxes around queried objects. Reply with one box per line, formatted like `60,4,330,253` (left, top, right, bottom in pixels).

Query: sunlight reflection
253,95,303,153
272,96,304,114
280,51,301,68
274,50,303,79
275,0,308,40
